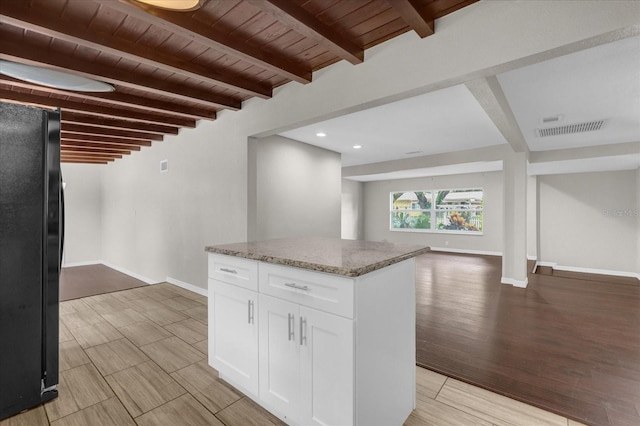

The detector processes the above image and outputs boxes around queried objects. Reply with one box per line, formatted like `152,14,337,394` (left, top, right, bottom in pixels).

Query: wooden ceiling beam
249,0,363,64
0,74,216,120
62,159,110,164
0,2,272,99
62,154,121,160
62,141,141,152
62,146,132,155
61,132,152,145
103,0,312,84
387,0,434,38
61,112,179,135
61,123,164,141
0,89,196,127
62,139,146,149
0,36,237,111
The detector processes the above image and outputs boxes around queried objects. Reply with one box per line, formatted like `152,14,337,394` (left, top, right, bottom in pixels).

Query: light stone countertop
205,237,430,277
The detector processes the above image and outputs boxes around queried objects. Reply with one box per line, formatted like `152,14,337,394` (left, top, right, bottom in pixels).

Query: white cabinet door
209,279,258,396
258,294,300,423
299,306,354,426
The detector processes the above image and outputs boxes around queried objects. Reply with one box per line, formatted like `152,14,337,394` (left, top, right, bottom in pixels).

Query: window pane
436,189,483,210
391,212,431,230
436,211,482,232
391,191,431,210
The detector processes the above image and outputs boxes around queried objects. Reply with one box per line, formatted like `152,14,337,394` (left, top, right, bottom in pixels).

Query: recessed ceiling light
134,0,203,11
353,145,362,149
316,132,327,137
0,60,115,92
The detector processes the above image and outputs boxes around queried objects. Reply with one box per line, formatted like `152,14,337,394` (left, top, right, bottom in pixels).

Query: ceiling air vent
536,120,605,138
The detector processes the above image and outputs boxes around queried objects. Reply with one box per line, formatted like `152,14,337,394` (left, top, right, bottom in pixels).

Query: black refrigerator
0,101,62,420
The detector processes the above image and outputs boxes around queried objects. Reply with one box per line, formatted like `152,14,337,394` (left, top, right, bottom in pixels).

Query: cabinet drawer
259,263,354,318
208,254,258,291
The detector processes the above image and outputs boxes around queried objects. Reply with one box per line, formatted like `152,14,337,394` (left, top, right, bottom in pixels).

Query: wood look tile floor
1,281,584,426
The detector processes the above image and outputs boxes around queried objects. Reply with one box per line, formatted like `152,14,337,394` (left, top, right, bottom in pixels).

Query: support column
502,151,528,287
636,168,640,276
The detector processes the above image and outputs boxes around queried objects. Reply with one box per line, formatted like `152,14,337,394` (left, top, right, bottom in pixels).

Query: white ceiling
498,34,640,152
278,35,640,180
279,84,507,167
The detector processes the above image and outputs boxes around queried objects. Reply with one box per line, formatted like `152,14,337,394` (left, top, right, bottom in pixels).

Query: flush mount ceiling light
134,0,203,11
316,132,327,137
0,60,115,93
353,145,362,149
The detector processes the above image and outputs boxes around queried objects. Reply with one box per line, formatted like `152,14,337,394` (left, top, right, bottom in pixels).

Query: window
390,188,483,234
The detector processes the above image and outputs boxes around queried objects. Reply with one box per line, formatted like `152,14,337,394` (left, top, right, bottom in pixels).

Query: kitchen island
205,237,429,426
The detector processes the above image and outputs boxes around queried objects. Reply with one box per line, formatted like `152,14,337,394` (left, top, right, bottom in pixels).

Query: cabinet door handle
300,317,307,346
247,300,254,324
287,313,295,341
220,268,238,274
284,282,309,291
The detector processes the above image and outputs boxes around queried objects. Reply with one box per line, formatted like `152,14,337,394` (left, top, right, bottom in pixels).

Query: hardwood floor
1,281,580,425
60,264,148,301
415,252,640,426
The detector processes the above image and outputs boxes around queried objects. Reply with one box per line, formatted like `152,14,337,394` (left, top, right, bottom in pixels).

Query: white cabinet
208,254,259,397
258,294,353,426
208,279,258,396
208,252,416,426
258,294,300,420
299,304,353,426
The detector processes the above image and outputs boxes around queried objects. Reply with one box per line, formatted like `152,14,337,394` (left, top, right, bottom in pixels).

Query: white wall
363,171,503,254
248,135,341,241
95,1,638,290
636,168,640,274
538,170,638,274
341,179,364,240
60,164,103,266
101,117,250,285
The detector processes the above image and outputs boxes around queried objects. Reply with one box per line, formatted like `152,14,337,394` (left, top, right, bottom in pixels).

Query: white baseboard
527,255,537,261
62,260,102,268
430,247,502,257
501,276,528,288
535,261,640,280
166,276,208,297
101,261,158,285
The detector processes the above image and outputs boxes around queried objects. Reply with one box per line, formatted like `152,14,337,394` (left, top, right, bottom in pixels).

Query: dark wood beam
0,2,272,99
60,137,151,151
61,132,152,146
387,0,434,38
61,123,164,141
0,89,196,127
0,36,238,111
61,112,179,135
62,146,132,155
62,159,110,164
0,74,216,120
104,0,312,84
62,153,120,160
249,0,363,64
62,141,141,152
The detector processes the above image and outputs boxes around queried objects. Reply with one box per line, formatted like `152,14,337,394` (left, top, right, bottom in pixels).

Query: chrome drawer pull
300,317,307,346
247,300,254,324
284,282,309,291
220,268,238,274
288,313,294,341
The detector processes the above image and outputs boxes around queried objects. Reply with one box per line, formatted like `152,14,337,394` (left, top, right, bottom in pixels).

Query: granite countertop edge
205,246,430,277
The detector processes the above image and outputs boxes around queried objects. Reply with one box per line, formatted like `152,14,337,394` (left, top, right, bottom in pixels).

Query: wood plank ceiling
0,0,476,164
